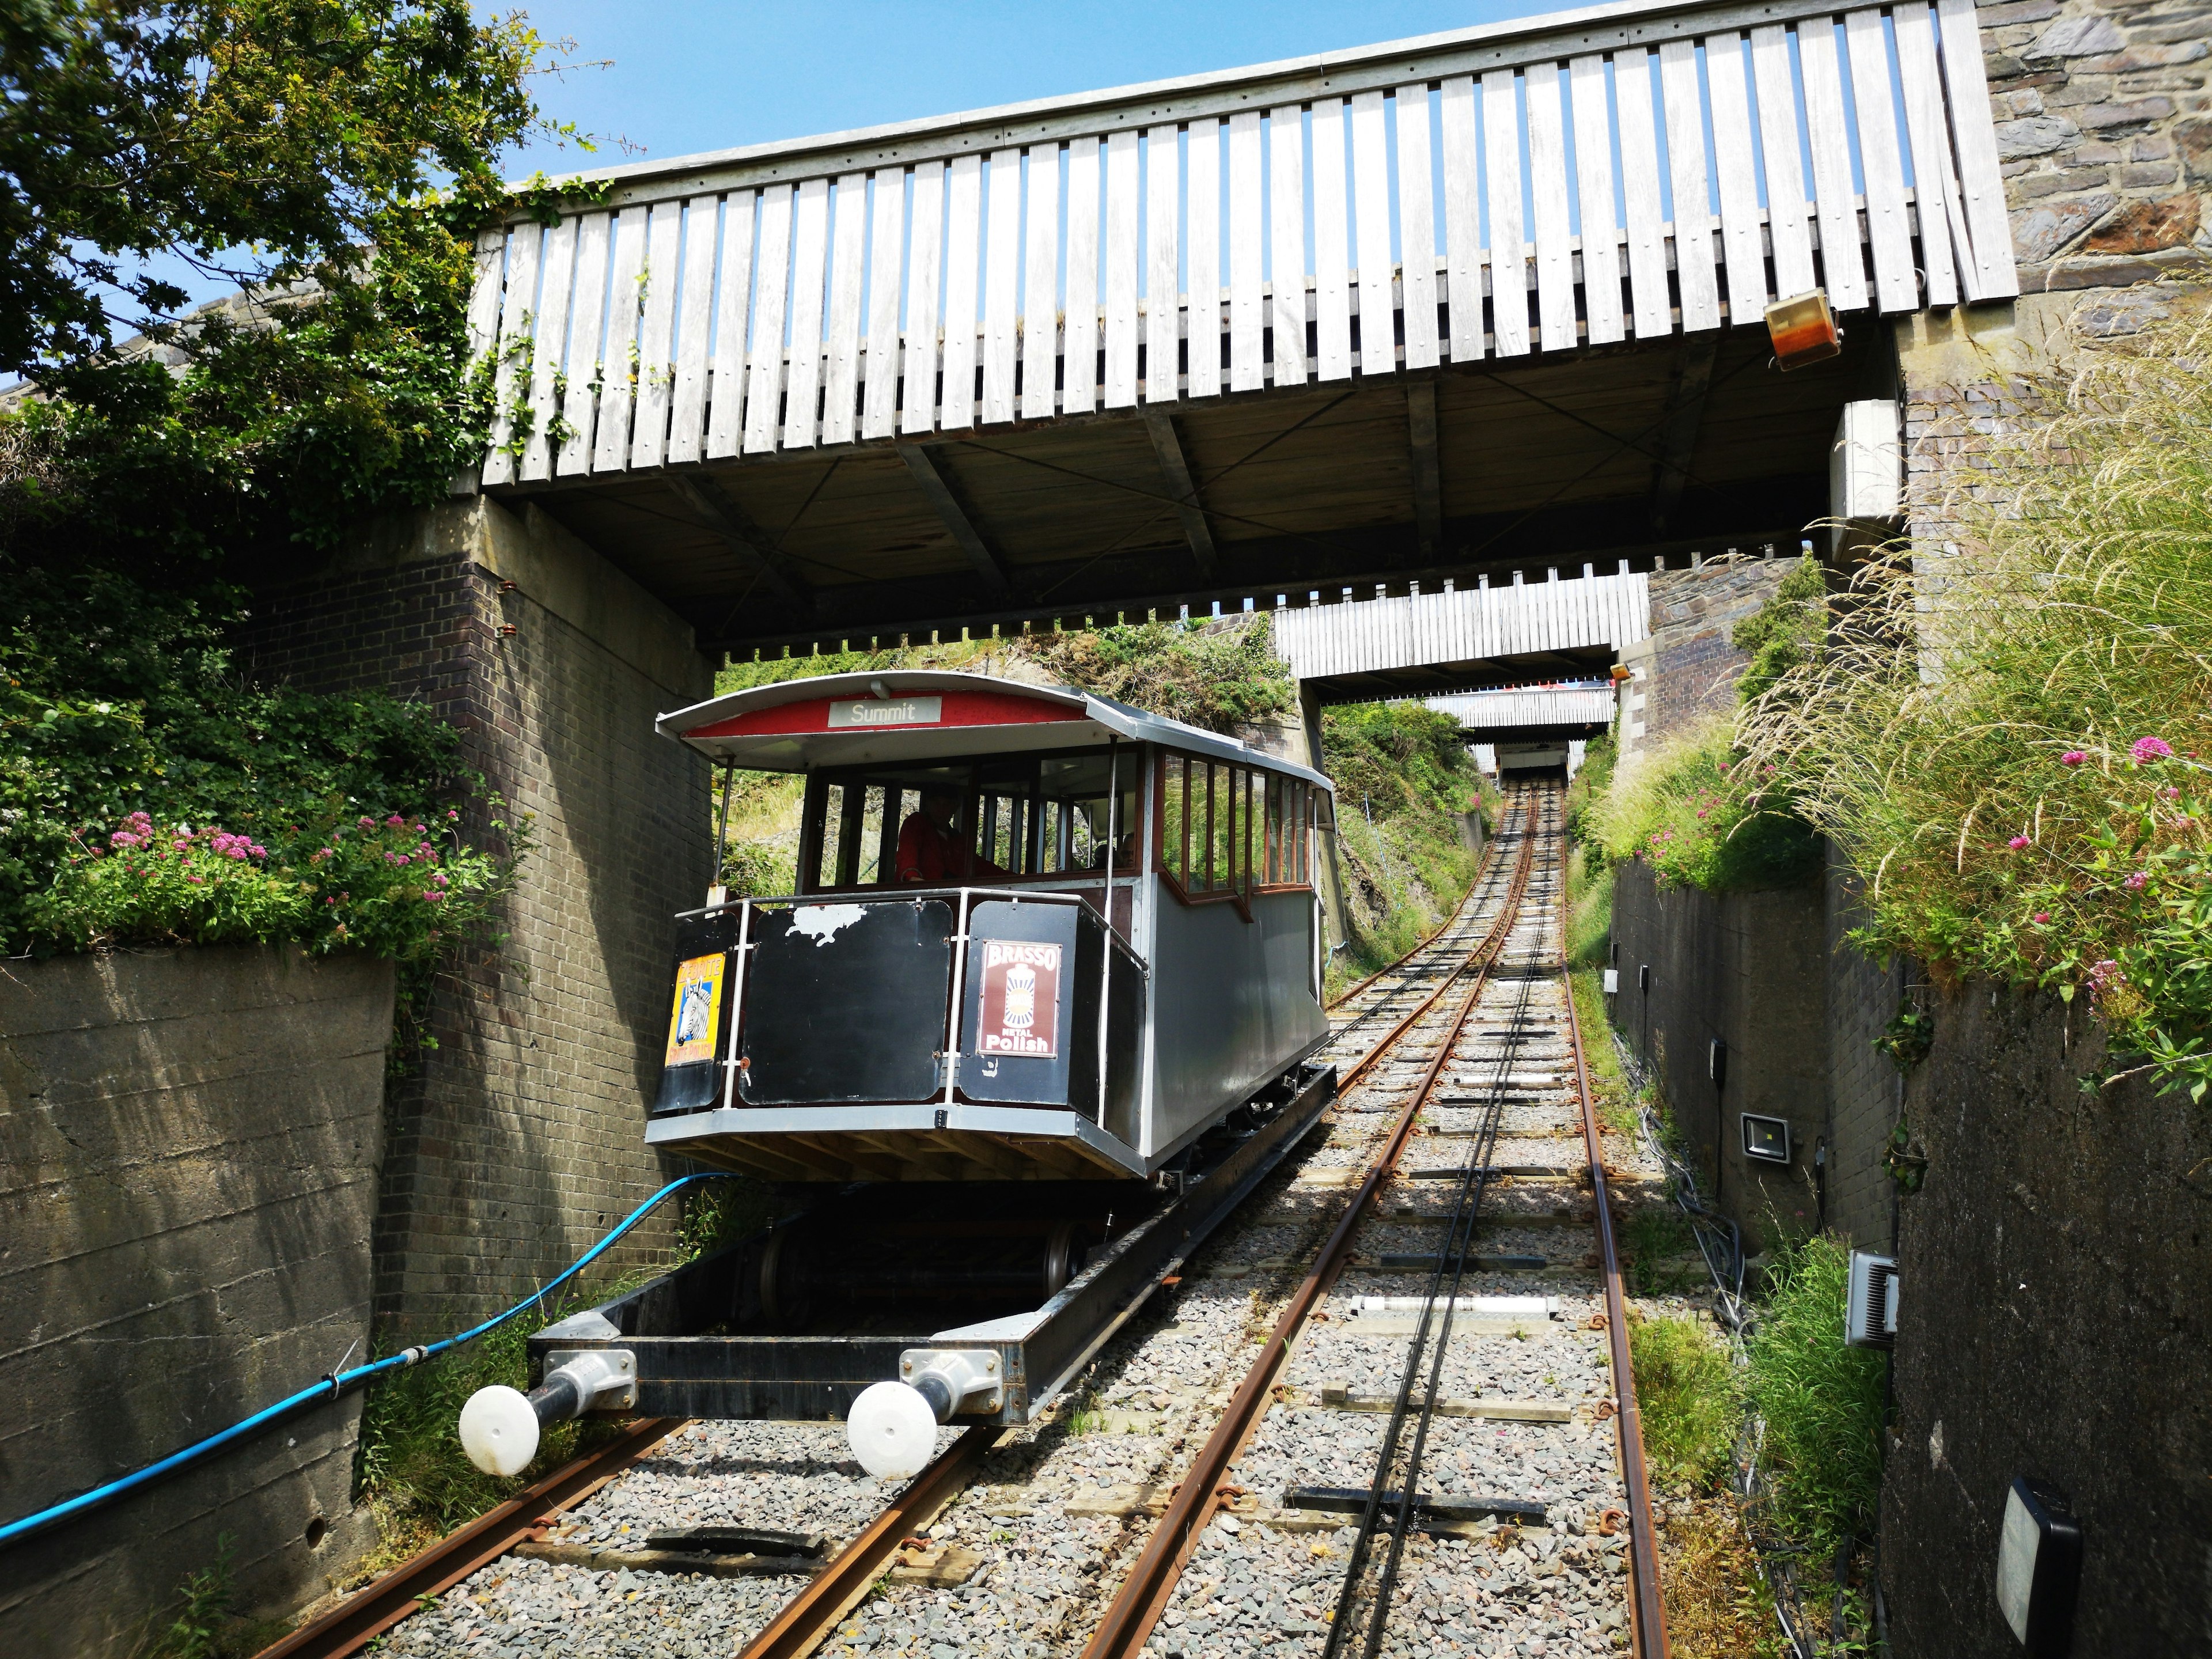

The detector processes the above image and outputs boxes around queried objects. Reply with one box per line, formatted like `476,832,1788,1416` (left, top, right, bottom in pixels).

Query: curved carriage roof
658,670,1332,791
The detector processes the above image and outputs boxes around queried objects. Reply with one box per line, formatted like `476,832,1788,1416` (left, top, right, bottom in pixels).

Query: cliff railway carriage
459,670,1346,1479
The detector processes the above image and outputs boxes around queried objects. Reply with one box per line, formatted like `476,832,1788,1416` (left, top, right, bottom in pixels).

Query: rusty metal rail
254,1418,685,1659
1078,790,1541,1659
1565,929,1672,1659
736,1425,1001,1659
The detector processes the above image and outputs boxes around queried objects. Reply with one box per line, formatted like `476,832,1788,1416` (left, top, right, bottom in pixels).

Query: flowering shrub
1737,299,2212,1099
32,806,507,962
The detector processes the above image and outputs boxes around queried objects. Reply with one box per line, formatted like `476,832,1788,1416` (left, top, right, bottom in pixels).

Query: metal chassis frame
530,1061,1335,1425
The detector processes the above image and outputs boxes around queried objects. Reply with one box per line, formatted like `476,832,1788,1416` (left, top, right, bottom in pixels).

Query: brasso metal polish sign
975,940,1061,1057
828,696,942,728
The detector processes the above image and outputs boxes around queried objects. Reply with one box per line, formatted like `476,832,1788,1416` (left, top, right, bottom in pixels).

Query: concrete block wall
1823,861,1906,1250
242,495,715,1335
1609,861,1831,1251
0,946,393,1654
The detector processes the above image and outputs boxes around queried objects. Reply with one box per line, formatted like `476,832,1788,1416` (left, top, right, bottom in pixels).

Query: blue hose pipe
0,1172,740,1551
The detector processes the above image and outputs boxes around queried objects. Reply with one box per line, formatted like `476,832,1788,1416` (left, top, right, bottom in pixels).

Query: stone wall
0,946,394,1654
1615,556,1789,765
241,495,715,1336
1881,980,2212,1656
1821,862,1906,1250
1985,0,2210,292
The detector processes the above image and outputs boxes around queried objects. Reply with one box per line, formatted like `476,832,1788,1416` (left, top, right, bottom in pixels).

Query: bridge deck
465,0,2014,653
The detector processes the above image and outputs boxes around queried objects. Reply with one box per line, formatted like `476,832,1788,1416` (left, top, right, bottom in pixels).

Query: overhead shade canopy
658,669,1333,790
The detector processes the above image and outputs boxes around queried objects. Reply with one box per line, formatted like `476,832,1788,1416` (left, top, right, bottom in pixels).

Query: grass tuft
1629,1313,1740,1490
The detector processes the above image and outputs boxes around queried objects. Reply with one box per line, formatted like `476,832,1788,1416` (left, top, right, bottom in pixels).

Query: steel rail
1565,919,1672,1659
1324,789,1558,1659
252,1418,685,1659
1324,846,1499,1012
1079,789,1541,1659
736,1425,1001,1659
1330,811,1524,1093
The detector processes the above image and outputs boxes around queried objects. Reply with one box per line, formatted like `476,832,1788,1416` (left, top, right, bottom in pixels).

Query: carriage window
1161,755,1189,886
1264,774,1283,884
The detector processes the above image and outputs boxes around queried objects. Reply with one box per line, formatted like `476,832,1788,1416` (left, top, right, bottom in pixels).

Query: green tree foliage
1729,555,1827,707
0,1,566,955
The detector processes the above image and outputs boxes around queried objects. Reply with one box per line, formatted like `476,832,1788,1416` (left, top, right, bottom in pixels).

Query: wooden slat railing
468,0,2014,484
1271,567,1652,683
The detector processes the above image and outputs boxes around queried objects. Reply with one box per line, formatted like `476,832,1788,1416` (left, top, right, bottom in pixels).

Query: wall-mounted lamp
1844,1250,1897,1349
1741,1112,1791,1164
1603,968,1619,994
1995,1477,2082,1657
1708,1037,1728,1091
1766,289,1842,371
1638,964,1650,993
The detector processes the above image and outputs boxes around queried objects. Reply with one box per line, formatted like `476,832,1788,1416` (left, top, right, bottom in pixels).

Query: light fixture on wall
1995,1477,2082,1656
1741,1113,1791,1164
1603,968,1619,994
1638,964,1650,993
1844,1251,1897,1349
1766,289,1842,370
1708,1037,1728,1091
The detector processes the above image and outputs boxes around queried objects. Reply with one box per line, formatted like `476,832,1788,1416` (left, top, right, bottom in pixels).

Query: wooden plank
902,160,945,435
781,175,830,449
1937,0,2018,296
631,202,683,466
897,443,1011,594
1395,84,1440,370
1751,24,1817,300
1142,408,1217,577
1021,143,1062,421
744,184,794,454
1143,124,1180,403
1893,2,1963,306
1104,127,1140,408
1228,109,1265,391
592,211,645,472
1268,105,1309,387
1524,61,1576,353
1311,97,1353,381
1569,55,1624,346
1613,50,1671,339
1186,116,1222,399
1658,39,1721,332
821,173,868,445
983,146,1021,424
1350,90,1395,376
667,196,722,464
461,225,505,479
1407,379,1442,558
861,175,904,441
483,222,540,486
703,192,753,460
1064,137,1102,414
1440,75,1484,361
940,152,982,431
1797,18,1869,311
519,214,577,482
1481,69,1528,357
1704,32,1767,323
1846,8,1918,313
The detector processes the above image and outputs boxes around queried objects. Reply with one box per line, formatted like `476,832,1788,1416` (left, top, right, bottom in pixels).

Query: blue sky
499,2,1569,179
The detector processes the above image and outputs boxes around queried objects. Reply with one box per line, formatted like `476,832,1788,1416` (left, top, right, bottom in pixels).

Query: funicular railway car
459,671,1344,1479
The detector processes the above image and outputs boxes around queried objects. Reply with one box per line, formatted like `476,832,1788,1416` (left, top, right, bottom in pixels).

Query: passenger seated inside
895,785,1007,884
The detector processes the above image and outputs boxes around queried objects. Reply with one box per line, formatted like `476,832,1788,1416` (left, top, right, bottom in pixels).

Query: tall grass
1739,297,2212,1097
1630,1313,1740,1488
1590,715,1823,893
1741,1234,1886,1559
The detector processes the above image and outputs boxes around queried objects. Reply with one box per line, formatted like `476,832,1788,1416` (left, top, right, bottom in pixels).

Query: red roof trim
683,689,1083,741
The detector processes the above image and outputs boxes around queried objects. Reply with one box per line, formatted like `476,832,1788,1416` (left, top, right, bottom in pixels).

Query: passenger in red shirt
895,786,1005,884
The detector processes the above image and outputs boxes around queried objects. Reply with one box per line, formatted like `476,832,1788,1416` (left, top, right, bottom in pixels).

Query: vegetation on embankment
1740,301,2212,1101
1320,700,1490,994
1,2,575,968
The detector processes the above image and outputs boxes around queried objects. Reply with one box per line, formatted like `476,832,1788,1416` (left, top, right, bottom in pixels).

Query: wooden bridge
464,0,2017,656
1427,683,1620,741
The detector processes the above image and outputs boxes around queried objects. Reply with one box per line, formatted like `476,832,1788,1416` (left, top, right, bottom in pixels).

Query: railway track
268,782,1666,1659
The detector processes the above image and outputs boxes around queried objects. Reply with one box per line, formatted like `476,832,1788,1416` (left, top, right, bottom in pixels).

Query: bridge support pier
241,494,717,1339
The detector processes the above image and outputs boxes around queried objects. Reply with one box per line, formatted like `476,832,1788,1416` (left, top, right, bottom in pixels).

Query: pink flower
187,874,204,885
358,816,375,830
2126,871,2149,891
1695,810,1709,820
2008,835,2031,850
2034,911,2051,923
385,814,405,828
2060,750,2086,767
2133,736,2175,763
446,808,459,821
433,872,449,887
2162,786,2181,801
